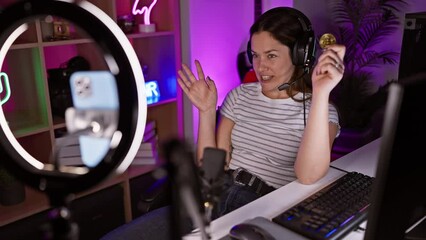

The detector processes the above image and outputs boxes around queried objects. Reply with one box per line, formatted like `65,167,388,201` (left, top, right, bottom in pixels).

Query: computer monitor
364,72,426,239
398,12,426,80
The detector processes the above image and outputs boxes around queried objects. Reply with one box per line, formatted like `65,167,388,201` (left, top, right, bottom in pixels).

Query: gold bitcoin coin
319,33,337,49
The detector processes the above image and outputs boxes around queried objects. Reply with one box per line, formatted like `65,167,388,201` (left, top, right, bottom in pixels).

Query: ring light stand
0,1,147,239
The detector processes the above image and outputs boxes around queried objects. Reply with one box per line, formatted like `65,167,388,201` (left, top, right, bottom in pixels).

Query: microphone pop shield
201,147,226,183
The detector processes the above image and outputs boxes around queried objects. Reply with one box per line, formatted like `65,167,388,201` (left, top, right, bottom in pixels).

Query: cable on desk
330,165,349,173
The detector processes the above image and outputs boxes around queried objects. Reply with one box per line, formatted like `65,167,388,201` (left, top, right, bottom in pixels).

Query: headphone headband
283,7,316,71
284,7,312,34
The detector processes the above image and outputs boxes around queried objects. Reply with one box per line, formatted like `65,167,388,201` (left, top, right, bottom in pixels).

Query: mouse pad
220,216,309,240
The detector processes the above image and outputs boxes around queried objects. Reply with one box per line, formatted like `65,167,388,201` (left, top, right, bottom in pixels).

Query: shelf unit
0,164,166,239
0,0,182,232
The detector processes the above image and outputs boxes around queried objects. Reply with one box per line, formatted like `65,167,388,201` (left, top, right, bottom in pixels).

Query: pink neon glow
132,0,158,25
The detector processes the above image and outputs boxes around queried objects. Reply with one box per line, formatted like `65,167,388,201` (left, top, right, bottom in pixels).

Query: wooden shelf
0,187,49,227
41,38,94,47
126,31,175,39
0,164,163,227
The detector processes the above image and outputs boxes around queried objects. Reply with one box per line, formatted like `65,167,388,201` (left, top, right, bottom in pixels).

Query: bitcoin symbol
319,33,337,49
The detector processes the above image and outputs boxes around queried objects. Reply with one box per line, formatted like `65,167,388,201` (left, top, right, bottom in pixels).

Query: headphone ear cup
304,34,316,69
292,33,310,67
292,39,302,66
292,32,316,69
246,40,253,65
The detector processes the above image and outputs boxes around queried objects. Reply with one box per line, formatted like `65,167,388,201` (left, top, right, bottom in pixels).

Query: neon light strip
145,81,159,97
79,1,147,174
0,23,44,170
0,72,11,105
132,0,158,25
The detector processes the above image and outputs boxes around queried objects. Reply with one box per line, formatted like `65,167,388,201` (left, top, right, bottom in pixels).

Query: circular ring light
0,0,147,194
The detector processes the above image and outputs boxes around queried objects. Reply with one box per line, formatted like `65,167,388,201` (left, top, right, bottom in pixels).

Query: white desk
184,138,382,240
330,137,381,177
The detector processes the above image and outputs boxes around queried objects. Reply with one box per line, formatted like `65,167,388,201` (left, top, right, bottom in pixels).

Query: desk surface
330,137,381,177
184,138,381,240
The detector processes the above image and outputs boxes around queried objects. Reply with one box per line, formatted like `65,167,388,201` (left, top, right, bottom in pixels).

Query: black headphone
246,7,316,74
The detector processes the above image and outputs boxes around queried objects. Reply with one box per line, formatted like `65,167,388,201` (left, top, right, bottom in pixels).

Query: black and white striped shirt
220,83,339,188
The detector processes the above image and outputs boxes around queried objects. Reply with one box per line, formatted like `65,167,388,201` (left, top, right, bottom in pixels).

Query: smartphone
65,70,119,168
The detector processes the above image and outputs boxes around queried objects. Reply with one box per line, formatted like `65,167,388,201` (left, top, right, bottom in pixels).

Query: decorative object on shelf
117,14,136,33
132,0,158,33
52,18,71,40
132,120,158,165
0,72,11,105
0,165,25,206
47,56,91,118
141,64,160,104
42,16,72,41
145,80,160,105
138,23,155,33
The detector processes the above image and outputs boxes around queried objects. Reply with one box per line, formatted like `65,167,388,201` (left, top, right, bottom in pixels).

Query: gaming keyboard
272,171,374,240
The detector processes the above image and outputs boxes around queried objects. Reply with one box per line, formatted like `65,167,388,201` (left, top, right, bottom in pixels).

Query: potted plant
328,0,408,158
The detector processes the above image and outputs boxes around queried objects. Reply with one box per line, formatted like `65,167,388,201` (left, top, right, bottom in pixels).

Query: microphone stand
42,193,79,240
163,139,209,240
163,140,229,240
42,108,118,240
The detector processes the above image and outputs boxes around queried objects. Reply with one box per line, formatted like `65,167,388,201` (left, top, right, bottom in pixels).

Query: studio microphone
200,147,228,221
201,147,226,183
162,139,207,240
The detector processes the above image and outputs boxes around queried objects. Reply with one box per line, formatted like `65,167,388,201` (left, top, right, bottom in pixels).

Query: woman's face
250,31,295,96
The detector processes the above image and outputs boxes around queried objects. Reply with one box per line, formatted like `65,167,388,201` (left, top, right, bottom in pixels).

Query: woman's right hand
177,60,217,112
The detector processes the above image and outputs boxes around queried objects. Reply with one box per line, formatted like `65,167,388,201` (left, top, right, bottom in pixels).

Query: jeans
213,181,261,219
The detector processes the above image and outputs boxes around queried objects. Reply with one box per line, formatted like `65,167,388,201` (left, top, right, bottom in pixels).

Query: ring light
0,0,147,194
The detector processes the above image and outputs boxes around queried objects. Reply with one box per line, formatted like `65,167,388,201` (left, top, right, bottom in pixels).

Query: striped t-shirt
220,83,339,188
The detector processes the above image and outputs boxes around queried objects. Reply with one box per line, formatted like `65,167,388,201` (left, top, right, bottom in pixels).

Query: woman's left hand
311,44,346,94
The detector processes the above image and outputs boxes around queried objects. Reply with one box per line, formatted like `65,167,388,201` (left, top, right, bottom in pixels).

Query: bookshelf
0,0,181,235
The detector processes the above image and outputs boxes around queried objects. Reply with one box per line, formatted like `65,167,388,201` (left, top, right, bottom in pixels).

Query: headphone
246,7,316,74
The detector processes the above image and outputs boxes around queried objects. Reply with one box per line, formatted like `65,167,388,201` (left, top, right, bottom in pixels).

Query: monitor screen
398,12,426,80
364,72,426,239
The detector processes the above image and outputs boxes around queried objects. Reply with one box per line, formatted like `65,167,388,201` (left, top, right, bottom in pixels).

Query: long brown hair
249,7,315,102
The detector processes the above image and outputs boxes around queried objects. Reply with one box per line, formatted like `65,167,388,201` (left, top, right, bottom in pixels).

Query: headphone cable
278,68,309,126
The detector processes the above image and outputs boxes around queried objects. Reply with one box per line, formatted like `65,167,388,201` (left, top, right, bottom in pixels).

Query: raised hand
177,60,217,112
311,44,346,94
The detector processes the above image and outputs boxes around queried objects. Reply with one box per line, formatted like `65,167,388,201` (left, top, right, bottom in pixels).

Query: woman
178,7,345,217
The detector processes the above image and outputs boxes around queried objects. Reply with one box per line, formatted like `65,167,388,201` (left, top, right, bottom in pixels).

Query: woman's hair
249,7,314,100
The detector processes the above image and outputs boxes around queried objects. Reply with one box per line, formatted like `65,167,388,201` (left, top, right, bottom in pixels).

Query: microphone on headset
278,80,296,91
278,68,310,91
